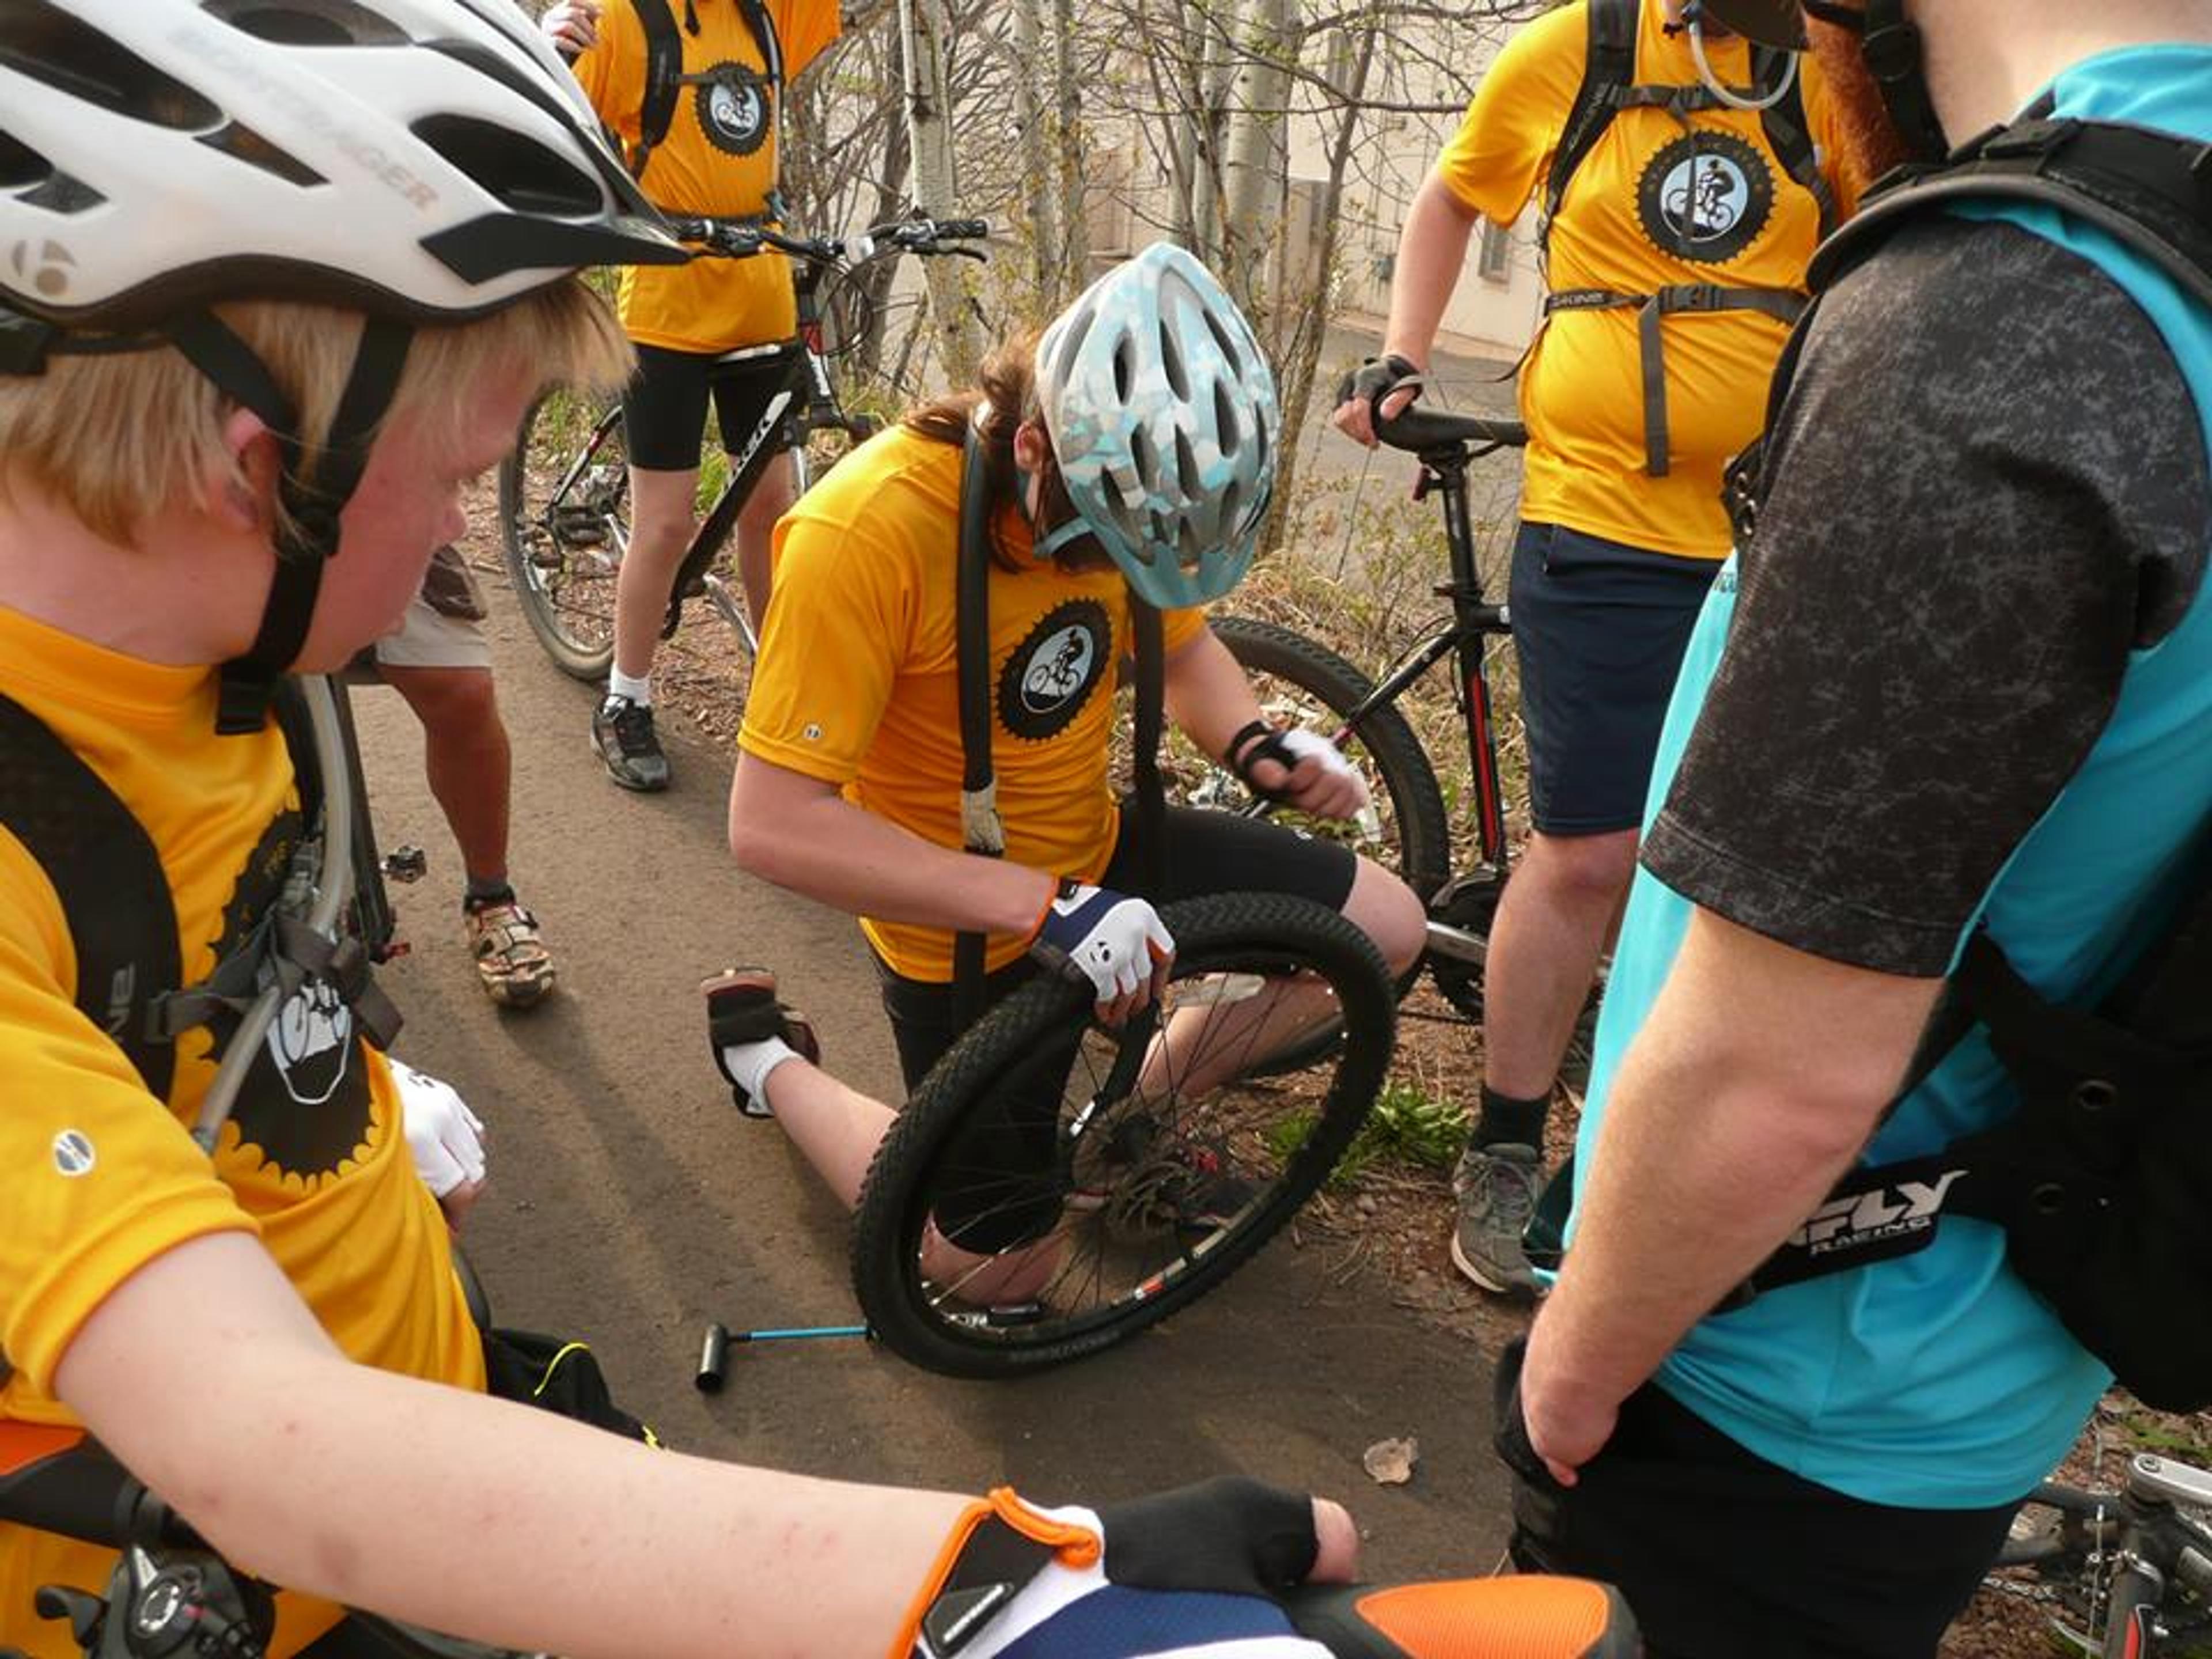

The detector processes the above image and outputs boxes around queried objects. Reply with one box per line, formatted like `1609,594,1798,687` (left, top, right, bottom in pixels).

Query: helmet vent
1212,380,1239,456
1,1,222,131
411,115,604,217
1218,479,1241,536
1129,422,1159,494
20,171,105,215
200,0,410,47
1111,332,1135,403
1200,305,1244,377
1158,317,1190,400
0,130,51,194
198,121,327,188
1172,427,1198,503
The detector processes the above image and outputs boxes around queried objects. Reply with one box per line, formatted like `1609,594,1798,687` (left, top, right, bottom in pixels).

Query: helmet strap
165,312,414,734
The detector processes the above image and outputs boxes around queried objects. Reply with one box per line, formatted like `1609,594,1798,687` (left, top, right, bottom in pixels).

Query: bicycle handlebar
665,213,990,267
1374,404,1528,454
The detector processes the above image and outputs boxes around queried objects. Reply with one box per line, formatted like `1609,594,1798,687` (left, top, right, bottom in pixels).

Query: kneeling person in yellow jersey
727,245,1429,1263
0,10,1355,1658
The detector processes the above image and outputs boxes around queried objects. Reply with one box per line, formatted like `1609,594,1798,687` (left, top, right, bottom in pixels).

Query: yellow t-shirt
738,427,1206,980
1435,0,1852,557
0,608,482,1659
573,0,842,353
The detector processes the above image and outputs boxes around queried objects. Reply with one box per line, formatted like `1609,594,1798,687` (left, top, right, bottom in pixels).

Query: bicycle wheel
498,389,629,681
1202,616,1452,906
851,892,1396,1378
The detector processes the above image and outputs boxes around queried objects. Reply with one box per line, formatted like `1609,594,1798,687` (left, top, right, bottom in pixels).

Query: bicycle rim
851,893,1396,1378
498,391,627,681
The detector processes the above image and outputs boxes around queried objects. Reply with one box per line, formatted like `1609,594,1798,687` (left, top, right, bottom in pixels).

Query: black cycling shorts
622,339,804,472
872,805,1356,1255
1491,1338,2021,1658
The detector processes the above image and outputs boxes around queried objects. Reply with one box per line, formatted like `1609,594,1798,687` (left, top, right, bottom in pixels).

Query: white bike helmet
0,0,684,731
0,0,680,327
1033,242,1279,610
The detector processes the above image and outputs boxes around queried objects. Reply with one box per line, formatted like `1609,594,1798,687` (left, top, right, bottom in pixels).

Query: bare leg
734,450,797,638
381,664,512,886
1139,855,1426,1099
757,1058,1059,1305
1480,828,1638,1099
613,465,699,683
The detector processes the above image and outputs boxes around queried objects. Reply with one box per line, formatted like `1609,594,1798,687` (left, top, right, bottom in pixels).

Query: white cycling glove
391,1059,487,1200
1274,729,1369,806
1029,882,1175,1002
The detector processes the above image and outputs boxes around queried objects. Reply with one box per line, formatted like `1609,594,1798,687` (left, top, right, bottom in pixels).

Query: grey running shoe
592,695,671,791
1450,1140,1541,1297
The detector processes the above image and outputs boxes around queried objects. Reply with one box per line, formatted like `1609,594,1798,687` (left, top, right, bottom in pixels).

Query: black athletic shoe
592,695,671,791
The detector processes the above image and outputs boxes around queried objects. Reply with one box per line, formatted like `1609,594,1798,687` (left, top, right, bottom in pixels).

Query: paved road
350,590,1516,1585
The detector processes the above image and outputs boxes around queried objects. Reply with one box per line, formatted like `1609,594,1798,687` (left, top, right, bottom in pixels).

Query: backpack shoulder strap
1810,115,2212,310
1543,0,1638,236
1757,55,1836,238
0,693,183,1103
736,0,783,91
632,0,686,180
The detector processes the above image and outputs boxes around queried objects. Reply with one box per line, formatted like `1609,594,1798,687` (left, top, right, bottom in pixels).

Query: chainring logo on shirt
696,63,771,157
1637,133,1774,264
1000,600,1111,741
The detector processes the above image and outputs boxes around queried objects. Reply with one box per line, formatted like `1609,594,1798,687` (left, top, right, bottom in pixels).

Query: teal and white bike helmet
1032,242,1280,610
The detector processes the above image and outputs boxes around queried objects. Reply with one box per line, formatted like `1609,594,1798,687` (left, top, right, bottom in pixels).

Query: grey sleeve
1642,217,2211,976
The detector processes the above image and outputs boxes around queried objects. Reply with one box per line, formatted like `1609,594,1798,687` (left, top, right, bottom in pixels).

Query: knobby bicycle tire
498,391,628,681
1206,616,1453,907
850,892,1396,1378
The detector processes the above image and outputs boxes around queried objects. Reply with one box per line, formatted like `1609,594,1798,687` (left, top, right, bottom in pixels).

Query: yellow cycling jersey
571,0,841,354
1436,0,1853,557
0,605,482,1659
739,426,1206,980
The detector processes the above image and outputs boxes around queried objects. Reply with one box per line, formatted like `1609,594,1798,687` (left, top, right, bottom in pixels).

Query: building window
1476,217,1513,284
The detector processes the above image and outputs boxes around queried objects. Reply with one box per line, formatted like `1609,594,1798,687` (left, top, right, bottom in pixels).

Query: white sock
607,668,653,706
719,1035,802,1114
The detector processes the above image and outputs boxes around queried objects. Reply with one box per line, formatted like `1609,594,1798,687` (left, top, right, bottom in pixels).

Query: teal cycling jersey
1562,43,2212,1509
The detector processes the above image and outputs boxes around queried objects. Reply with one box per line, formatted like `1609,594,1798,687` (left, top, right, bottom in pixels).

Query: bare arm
1334,175,1484,447
728,752,1055,935
1164,626,1366,821
1517,908,1942,1480
56,1232,967,1659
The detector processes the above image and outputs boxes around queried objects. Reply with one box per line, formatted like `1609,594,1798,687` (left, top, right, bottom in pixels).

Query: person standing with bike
541,0,840,792
726,245,1427,1202
0,12,1387,1658
1501,2,2212,1653
1332,0,1852,1296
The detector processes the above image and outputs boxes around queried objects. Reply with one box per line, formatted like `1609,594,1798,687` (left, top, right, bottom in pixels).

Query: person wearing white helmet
722,243,1426,1250
1497,0,2212,1652
0,10,1363,1658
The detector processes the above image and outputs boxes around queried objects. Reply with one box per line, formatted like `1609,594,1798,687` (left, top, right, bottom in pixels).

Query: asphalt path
350,590,1519,1588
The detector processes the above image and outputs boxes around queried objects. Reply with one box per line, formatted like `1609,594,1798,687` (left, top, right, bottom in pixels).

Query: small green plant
1265,1077,1471,1190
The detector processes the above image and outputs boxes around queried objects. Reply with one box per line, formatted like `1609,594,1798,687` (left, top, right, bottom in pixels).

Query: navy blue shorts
1508,521,1719,836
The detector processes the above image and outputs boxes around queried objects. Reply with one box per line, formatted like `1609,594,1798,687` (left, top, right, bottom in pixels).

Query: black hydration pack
0,676,400,1111
630,0,783,181
1726,110,2212,1411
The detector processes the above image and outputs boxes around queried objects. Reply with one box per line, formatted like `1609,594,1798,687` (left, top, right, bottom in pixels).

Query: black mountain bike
497,212,988,680
1195,406,1599,1075
1986,1450,2212,1656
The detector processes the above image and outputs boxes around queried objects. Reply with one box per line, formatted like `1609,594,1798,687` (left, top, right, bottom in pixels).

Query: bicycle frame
2003,1453,2212,1656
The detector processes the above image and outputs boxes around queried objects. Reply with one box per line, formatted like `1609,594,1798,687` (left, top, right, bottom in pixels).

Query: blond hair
0,279,631,543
